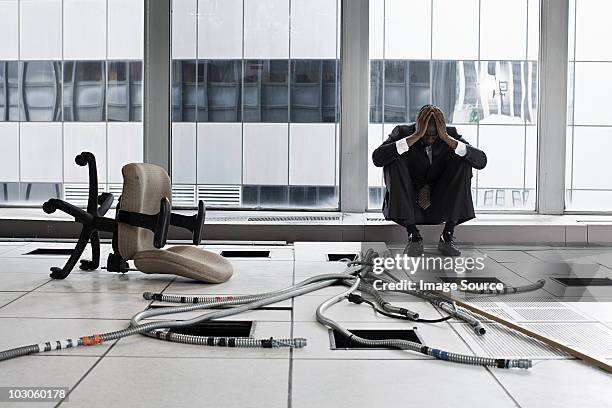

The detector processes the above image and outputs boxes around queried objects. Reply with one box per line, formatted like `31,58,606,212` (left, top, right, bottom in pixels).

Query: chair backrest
118,163,172,260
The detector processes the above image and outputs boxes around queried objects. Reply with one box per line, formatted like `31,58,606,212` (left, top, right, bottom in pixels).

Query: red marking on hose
81,335,103,346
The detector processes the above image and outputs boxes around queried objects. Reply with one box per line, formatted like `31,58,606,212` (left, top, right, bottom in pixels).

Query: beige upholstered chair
43,152,233,283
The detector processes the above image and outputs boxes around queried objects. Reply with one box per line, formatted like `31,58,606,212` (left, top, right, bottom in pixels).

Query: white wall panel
0,0,18,60
0,123,20,182
173,0,197,59
573,63,612,126
244,0,289,59
64,0,106,60
477,125,525,189
384,0,430,59
20,0,63,60
527,0,540,61
198,0,243,59
19,123,63,182
432,0,478,60
290,0,336,59
572,126,612,190
451,124,477,145
171,123,197,184
243,123,288,185
63,122,107,183
197,123,242,184
575,0,612,61
107,122,143,183
289,123,335,185
369,0,384,60
525,126,537,189
480,0,527,61
368,124,383,187
108,0,144,60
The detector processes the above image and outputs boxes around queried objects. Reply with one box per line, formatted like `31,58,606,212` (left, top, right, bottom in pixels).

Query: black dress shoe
404,234,424,257
438,234,461,257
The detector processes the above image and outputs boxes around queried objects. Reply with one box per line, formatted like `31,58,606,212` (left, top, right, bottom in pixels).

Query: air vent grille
366,216,386,221
197,185,241,206
172,185,196,207
63,184,91,206
107,184,123,202
247,215,340,222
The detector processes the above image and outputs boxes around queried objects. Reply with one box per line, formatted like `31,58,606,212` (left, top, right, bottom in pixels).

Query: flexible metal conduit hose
0,269,364,362
316,278,532,369
362,270,487,336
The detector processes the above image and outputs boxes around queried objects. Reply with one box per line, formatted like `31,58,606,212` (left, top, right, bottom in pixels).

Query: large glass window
0,0,144,206
566,0,612,211
171,0,340,209
368,0,539,211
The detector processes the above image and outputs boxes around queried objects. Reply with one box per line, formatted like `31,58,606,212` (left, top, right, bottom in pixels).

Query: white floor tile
0,292,149,319
0,317,124,356
66,357,289,408
292,321,473,360
0,356,99,408
109,321,292,359
0,245,26,256
491,359,612,408
166,274,293,295
480,249,540,263
293,261,352,277
0,273,50,291
292,359,517,408
0,291,25,307
34,271,172,294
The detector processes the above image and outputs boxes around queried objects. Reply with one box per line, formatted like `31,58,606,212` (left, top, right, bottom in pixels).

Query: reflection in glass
370,60,383,123
20,61,62,122
63,61,106,121
0,61,20,121
243,60,289,122
384,60,430,123
197,60,242,122
242,185,289,207
20,182,62,202
432,61,479,124
171,60,197,122
289,186,337,208
477,61,538,125
107,61,143,122
290,60,338,123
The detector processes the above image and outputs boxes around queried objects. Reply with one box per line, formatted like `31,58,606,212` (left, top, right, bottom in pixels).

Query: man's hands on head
432,106,458,149
415,106,433,138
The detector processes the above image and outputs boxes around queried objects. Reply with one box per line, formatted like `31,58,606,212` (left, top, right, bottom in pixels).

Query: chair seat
134,246,233,283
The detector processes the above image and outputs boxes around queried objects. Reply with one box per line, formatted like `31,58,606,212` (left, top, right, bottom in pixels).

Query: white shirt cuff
395,138,409,155
454,141,467,157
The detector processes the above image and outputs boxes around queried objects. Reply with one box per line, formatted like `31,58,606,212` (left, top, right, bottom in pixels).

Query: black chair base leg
50,227,92,279
79,230,100,271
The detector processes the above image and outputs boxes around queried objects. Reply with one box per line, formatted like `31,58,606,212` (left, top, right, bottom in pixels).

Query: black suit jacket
372,124,487,172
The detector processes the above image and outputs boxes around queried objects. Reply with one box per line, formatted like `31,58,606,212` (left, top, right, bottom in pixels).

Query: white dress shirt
395,137,467,159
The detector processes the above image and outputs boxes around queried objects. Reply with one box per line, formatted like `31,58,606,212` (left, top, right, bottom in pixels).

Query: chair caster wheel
42,201,55,214
50,267,69,280
79,260,96,271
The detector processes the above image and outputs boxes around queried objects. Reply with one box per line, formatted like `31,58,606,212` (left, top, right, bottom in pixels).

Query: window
368,0,539,211
566,0,612,211
170,0,340,209
0,0,144,206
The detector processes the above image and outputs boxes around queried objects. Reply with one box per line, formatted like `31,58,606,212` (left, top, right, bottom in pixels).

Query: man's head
417,104,440,146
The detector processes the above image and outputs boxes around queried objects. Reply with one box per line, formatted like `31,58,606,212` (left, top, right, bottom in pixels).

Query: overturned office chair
42,152,233,283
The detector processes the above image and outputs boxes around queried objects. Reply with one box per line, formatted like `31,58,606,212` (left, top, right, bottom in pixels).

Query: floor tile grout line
444,319,523,408
55,340,120,408
484,366,523,408
0,279,52,311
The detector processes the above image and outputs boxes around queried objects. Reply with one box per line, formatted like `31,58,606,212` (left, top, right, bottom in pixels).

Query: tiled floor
0,241,611,407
